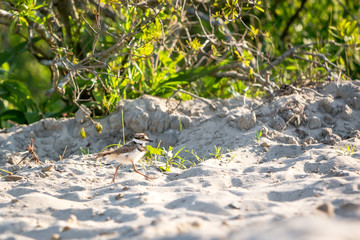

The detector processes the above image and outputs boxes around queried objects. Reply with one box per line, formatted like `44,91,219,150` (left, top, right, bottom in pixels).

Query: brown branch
173,89,216,110
260,40,355,74
18,138,40,165
212,62,276,93
0,9,57,46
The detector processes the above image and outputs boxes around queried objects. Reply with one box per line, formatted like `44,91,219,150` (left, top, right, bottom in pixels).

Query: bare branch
173,89,216,110
213,62,276,93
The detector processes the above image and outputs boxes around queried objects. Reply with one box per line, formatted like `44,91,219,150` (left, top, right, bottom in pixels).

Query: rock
150,110,169,132
109,113,124,129
43,118,64,131
323,134,341,145
279,98,307,126
261,126,269,137
320,97,335,113
124,106,149,132
4,175,23,181
269,115,286,131
179,116,191,129
237,112,256,130
308,116,321,129
316,202,335,217
75,105,91,123
321,128,333,136
115,193,124,200
342,105,353,121
170,115,191,130
349,130,360,138
295,128,308,139
217,107,229,118
161,129,180,147
274,134,299,145
303,137,316,145
229,202,241,209
323,115,335,125
352,96,360,110
41,165,53,172
51,234,61,240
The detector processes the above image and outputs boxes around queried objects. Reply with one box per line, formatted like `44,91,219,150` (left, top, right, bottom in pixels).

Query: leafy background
0,0,359,128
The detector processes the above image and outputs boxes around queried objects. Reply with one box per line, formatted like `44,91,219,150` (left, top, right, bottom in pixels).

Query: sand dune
1,81,360,239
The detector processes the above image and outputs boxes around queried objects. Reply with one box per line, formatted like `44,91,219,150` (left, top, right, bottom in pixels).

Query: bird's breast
104,149,145,164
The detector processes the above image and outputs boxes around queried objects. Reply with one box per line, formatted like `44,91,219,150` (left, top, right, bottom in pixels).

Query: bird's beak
147,138,153,142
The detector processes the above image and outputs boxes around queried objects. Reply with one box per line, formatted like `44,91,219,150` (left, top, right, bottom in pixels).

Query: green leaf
159,166,171,172
0,110,27,127
80,128,87,138
146,145,163,155
0,80,36,112
24,112,42,124
155,65,219,94
10,19,17,33
255,5,264,12
286,65,298,70
173,147,185,158
19,16,28,27
0,42,27,66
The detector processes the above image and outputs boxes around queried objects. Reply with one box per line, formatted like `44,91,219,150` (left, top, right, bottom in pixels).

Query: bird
97,133,153,183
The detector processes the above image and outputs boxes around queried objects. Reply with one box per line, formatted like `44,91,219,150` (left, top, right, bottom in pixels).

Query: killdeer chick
97,133,153,183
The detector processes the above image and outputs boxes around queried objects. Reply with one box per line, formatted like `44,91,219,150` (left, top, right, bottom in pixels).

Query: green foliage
186,149,206,163
256,129,263,142
146,145,186,172
0,168,13,175
0,0,359,128
79,147,90,155
209,145,223,160
338,145,356,156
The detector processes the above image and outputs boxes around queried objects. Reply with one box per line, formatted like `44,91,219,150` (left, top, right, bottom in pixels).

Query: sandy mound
1,81,360,239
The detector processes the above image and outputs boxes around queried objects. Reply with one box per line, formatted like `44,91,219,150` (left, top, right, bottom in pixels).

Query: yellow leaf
95,123,103,134
80,128,87,138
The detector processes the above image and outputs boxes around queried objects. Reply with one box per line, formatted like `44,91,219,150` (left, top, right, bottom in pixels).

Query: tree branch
0,9,57,46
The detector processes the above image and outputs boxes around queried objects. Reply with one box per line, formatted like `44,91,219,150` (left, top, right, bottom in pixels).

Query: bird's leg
131,162,152,180
111,163,123,183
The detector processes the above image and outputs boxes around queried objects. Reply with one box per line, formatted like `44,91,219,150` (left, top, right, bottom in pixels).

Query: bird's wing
96,143,135,158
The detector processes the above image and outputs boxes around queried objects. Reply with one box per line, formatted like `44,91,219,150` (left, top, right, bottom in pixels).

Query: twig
294,55,335,78
261,40,359,74
212,62,276,93
297,51,345,70
0,9,57,46
17,138,40,165
172,89,216,110
59,146,68,161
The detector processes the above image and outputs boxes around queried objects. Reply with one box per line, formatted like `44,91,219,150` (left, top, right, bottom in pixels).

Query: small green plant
256,129,263,142
0,168,13,176
171,155,196,170
146,145,186,172
226,149,237,162
146,142,163,165
209,145,223,160
186,149,206,163
160,146,185,172
80,147,90,155
338,145,355,156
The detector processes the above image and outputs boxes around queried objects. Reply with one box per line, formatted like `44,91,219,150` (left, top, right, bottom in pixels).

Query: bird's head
132,133,153,145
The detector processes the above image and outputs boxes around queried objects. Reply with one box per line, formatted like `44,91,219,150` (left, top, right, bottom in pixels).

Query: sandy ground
1,81,360,240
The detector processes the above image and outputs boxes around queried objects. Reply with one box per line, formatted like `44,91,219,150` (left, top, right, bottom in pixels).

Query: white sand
1,81,360,239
